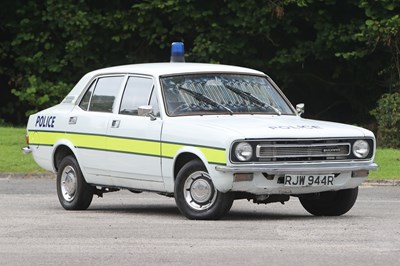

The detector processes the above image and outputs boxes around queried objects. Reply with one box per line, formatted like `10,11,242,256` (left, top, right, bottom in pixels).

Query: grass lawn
369,148,400,179
0,127,399,179
0,127,44,172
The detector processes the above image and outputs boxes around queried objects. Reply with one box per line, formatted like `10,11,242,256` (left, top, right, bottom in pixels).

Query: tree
0,0,399,130
130,0,397,123
0,0,148,121
338,0,400,92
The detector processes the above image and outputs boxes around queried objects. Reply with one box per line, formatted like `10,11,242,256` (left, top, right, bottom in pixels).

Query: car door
106,75,164,191
66,75,125,185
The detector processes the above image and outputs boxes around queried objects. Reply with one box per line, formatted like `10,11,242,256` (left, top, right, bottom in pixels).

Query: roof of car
87,62,265,77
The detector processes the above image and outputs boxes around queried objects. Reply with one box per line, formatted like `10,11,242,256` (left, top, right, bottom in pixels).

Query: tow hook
252,194,290,204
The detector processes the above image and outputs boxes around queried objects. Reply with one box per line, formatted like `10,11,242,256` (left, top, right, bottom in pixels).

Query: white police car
23,42,378,220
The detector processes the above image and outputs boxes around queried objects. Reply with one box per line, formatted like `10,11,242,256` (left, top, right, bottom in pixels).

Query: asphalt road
0,177,399,266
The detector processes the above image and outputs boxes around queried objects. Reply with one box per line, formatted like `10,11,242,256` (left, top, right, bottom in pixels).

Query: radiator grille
256,142,351,161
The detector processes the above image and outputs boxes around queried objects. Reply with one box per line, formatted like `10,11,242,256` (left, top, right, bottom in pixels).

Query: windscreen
161,74,294,116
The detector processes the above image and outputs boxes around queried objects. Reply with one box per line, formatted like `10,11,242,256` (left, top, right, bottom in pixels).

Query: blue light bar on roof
170,42,185,63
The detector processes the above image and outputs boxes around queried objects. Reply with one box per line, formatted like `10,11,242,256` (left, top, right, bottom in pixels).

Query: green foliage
371,92,400,148
0,0,399,125
336,0,400,90
1,0,147,117
11,76,70,115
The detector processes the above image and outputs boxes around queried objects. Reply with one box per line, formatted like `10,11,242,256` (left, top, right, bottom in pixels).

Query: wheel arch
170,146,232,193
52,140,78,172
172,146,212,181
173,152,203,180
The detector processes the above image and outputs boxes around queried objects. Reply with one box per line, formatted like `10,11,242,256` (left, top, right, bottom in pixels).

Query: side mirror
138,105,156,120
296,103,305,116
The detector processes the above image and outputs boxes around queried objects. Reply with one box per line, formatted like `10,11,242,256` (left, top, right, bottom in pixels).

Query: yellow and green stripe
28,130,226,165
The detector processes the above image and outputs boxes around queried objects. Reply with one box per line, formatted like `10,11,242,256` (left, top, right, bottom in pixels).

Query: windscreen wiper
177,86,233,114
225,84,281,115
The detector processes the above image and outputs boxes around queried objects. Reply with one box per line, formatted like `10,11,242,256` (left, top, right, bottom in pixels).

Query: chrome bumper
215,162,378,174
21,146,32,154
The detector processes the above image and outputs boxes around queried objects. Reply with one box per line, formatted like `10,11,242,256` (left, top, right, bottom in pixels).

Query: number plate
284,174,335,186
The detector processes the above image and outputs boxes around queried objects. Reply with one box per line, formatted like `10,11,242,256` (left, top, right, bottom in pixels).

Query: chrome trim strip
215,162,378,174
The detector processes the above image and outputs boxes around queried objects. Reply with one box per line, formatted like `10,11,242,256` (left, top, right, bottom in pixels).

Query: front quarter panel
161,117,240,193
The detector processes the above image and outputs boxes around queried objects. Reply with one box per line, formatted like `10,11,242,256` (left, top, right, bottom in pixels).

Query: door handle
69,116,77,124
111,120,120,128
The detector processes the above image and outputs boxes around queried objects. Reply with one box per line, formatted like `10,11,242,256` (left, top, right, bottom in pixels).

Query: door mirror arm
138,105,157,121
296,103,305,116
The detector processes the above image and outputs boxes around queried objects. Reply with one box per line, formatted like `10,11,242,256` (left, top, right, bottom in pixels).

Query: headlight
235,142,253,161
353,140,370,158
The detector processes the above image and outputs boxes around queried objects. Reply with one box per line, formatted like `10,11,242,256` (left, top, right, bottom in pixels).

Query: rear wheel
56,155,94,210
174,160,234,220
299,187,358,216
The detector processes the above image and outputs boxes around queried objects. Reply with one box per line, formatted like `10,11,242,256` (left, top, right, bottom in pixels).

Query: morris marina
23,43,378,219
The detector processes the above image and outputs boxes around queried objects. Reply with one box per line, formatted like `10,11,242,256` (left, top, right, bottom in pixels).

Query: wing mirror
296,103,305,116
138,105,157,121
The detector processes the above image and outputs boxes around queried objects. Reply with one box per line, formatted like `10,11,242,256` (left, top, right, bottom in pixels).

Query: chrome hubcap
60,166,77,202
183,171,217,211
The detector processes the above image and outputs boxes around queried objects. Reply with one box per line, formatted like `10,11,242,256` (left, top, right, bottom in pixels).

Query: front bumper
212,161,378,195
215,162,378,174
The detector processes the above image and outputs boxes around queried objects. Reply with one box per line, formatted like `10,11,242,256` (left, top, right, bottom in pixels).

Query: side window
89,76,124,113
79,80,96,111
119,77,155,116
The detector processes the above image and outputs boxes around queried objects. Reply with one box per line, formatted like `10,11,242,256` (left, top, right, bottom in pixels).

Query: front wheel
299,187,359,216
56,155,94,210
174,160,234,220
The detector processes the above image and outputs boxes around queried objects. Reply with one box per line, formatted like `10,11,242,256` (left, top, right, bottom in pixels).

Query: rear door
67,75,125,185
106,75,164,191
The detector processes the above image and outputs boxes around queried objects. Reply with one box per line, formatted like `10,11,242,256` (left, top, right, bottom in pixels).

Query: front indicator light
353,140,370,158
352,170,369,177
235,142,253,161
234,173,254,182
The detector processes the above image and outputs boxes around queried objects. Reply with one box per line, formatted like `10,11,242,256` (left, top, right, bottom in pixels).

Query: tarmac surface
0,175,399,265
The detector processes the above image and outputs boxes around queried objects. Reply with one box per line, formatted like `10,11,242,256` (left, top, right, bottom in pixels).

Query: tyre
56,155,94,210
174,160,234,220
299,187,359,216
